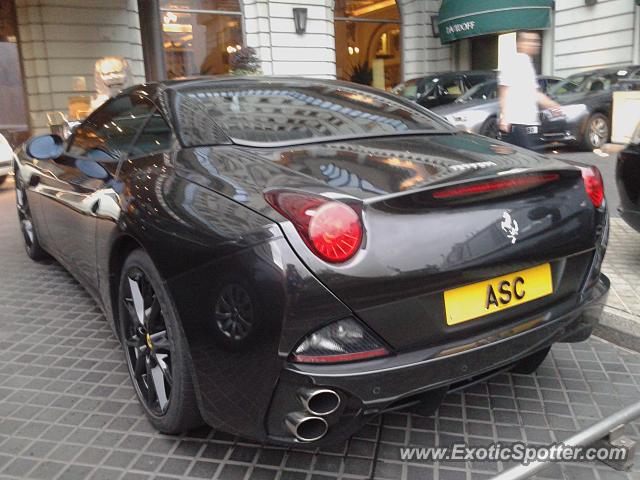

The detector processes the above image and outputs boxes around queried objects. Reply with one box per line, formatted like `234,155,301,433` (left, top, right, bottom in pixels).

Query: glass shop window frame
334,0,403,90
159,1,245,79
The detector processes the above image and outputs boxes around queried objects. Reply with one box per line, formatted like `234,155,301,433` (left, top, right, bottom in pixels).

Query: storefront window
160,0,243,79
335,0,401,91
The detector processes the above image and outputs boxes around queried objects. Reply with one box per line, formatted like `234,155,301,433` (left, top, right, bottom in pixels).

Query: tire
511,346,551,375
0,175,7,186
480,116,499,139
15,176,48,261
581,113,609,151
118,249,203,434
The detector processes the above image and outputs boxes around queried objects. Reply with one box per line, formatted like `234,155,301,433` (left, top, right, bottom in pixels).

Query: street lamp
293,8,308,34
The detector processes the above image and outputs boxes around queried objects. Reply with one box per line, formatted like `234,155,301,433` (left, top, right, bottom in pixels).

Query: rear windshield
550,69,633,95
392,79,419,100
171,81,449,147
455,80,498,103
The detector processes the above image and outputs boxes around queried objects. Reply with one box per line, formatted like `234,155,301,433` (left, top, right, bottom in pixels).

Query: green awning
437,0,554,44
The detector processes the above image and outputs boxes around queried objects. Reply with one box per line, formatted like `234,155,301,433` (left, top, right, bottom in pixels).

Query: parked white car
0,133,13,186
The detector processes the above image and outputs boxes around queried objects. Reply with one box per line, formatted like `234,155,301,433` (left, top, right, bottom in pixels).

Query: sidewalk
597,218,640,351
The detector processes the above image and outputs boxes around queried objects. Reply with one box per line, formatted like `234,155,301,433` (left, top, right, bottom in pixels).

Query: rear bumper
541,117,585,146
541,132,578,144
266,274,609,446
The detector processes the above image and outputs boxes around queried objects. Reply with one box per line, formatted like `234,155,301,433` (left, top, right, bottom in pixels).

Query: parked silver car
432,76,563,138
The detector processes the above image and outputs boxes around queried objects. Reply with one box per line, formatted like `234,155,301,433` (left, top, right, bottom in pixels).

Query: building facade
1,0,639,136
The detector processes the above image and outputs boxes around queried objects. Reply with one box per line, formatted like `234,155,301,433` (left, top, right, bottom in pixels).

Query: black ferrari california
14,77,609,445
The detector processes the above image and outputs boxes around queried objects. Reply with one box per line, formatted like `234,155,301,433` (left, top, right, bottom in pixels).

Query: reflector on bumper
291,318,389,364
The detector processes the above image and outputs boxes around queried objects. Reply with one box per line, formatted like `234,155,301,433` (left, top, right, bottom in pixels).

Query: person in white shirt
498,31,559,150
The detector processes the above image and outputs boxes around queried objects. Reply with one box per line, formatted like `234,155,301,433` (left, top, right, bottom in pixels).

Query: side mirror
26,134,64,160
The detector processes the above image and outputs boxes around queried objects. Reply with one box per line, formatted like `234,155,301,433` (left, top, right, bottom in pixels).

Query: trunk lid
238,133,575,199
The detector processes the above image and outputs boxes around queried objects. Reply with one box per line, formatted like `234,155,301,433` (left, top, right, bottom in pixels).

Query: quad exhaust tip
285,412,328,442
298,388,341,416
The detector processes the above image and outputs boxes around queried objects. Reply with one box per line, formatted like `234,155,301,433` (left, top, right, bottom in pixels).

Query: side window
482,82,498,99
587,77,607,92
68,94,154,160
130,109,174,157
466,75,486,88
67,125,99,158
442,78,462,96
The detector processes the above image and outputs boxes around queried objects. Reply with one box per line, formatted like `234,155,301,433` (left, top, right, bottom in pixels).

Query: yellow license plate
444,264,553,326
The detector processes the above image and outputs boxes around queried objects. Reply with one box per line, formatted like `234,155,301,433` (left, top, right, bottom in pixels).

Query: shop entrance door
471,33,542,73
471,35,499,70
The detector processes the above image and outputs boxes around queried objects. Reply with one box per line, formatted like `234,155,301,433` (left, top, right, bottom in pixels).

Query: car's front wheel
118,249,203,434
0,174,7,186
581,113,609,151
15,176,48,260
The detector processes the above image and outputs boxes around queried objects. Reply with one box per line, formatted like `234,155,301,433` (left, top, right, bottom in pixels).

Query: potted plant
350,61,373,85
230,47,262,76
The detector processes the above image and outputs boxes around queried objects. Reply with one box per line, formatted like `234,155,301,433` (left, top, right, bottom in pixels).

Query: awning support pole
491,400,640,480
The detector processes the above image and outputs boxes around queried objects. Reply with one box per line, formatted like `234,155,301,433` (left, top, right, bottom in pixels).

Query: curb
593,306,640,353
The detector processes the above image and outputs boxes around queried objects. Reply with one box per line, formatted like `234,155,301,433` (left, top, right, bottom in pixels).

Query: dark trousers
500,124,542,151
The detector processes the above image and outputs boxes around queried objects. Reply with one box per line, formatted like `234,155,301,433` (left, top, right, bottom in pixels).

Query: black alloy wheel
118,249,202,433
15,176,47,260
582,113,609,151
122,267,173,416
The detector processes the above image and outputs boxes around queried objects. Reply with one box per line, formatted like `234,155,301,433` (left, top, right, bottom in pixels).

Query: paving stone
0,179,638,480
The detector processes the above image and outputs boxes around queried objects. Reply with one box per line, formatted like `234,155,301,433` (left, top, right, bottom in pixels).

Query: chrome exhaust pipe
285,412,328,442
298,388,341,416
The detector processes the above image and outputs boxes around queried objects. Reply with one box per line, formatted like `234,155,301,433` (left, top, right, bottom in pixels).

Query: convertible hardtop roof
123,75,388,100
128,75,452,148
570,65,640,77
405,70,497,83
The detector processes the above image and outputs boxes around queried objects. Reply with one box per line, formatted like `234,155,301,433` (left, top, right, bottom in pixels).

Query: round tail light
264,190,363,264
308,202,362,263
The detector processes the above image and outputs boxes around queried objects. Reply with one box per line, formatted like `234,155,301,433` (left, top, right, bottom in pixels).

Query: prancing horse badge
501,211,519,244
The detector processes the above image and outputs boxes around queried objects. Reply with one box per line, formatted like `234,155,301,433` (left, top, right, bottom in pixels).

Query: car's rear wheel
581,113,609,151
480,117,499,139
0,175,7,186
511,346,551,374
118,249,203,434
15,177,48,260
